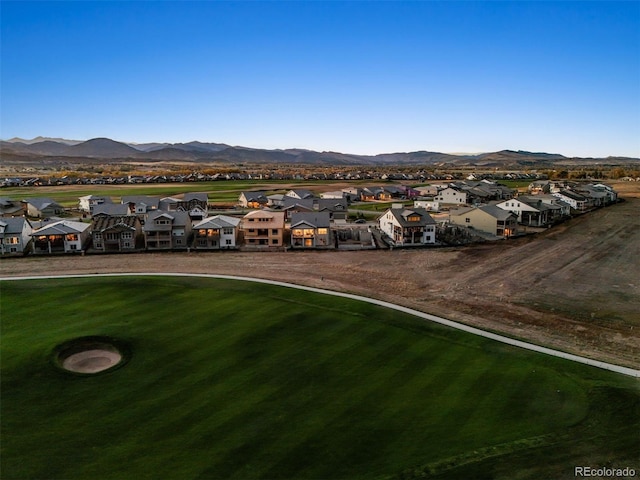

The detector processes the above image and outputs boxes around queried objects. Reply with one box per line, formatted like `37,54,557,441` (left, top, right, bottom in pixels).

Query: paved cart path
2,272,639,378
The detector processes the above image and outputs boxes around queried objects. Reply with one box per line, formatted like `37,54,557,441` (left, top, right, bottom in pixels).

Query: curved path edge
2,272,639,378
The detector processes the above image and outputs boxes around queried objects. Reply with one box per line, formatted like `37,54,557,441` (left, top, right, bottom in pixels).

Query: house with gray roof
143,211,192,250
316,198,348,220
30,220,91,254
160,193,209,221
0,217,33,255
290,212,332,249
285,189,315,200
23,197,64,218
79,195,113,214
193,215,241,250
92,203,131,217
449,205,518,238
238,191,268,208
121,195,160,215
0,197,24,217
378,206,437,246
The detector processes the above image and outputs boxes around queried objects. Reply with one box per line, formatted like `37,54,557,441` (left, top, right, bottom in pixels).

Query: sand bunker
62,349,123,374
55,336,128,375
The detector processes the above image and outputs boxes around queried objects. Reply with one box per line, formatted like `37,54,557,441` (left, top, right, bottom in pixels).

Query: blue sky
2,1,639,157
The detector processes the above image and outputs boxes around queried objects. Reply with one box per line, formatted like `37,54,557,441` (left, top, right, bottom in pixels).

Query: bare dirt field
2,181,638,369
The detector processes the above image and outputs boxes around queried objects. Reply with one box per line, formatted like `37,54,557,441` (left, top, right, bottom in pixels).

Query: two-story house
91,215,142,252
378,206,437,246
0,217,33,255
143,211,192,250
435,187,468,205
290,212,332,249
193,215,241,250
79,195,113,214
241,210,285,248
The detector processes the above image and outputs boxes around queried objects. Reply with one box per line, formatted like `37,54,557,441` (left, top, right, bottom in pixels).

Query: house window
69,244,77,250
407,215,420,222
121,232,132,239
123,241,131,248
95,242,102,248
66,234,78,241
465,218,470,223
5,237,19,244
272,239,279,244
94,233,102,240
272,229,278,235
225,239,232,245
223,228,233,235
198,239,207,246
317,228,328,235
426,235,431,241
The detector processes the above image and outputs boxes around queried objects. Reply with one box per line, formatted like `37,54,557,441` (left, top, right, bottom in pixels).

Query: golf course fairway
1,275,638,479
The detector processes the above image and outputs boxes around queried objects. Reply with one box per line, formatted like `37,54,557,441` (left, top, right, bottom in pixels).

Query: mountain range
2,137,638,168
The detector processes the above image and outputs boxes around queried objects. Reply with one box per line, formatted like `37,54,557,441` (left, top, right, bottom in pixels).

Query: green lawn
1,276,638,480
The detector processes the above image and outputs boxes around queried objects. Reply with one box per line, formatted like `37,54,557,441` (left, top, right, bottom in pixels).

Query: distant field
0,180,370,208
1,276,638,480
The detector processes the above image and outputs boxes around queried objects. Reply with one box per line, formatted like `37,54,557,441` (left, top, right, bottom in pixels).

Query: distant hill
2,137,638,167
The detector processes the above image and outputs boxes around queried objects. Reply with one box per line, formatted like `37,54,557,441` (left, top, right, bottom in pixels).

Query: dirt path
2,185,639,370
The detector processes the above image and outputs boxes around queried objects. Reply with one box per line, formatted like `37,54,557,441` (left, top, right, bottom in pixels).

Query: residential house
79,195,113,214
193,215,241,250
361,187,391,201
378,206,437,246
495,198,553,227
267,194,286,208
159,193,209,221
435,187,468,205
528,180,551,194
290,212,332,248
241,210,285,248
91,216,142,252
0,217,33,255
121,195,160,215
449,205,518,238
319,190,348,201
552,190,588,212
316,198,348,220
92,203,131,217
23,197,64,218
415,185,438,197
341,187,362,203
0,197,24,217
282,197,314,221
238,191,268,208
143,211,192,250
285,189,315,200
31,220,91,254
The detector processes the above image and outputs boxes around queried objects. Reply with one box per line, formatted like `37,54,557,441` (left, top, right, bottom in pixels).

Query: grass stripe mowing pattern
1,276,637,479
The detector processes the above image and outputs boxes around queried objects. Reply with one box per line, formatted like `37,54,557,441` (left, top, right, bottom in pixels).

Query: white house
552,190,588,212
435,187,467,205
379,206,436,246
495,198,551,226
79,195,113,214
192,215,241,250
